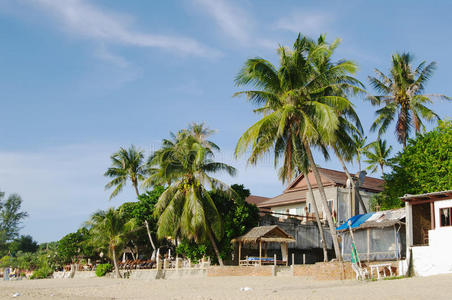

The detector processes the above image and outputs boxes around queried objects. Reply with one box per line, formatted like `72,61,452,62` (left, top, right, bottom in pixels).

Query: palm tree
104,145,146,199
234,34,364,260
352,134,370,172
364,139,392,177
104,146,157,254
151,124,236,265
368,53,450,148
86,208,137,278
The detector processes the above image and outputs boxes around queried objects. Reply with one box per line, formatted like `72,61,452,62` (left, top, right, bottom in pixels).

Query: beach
1,274,451,300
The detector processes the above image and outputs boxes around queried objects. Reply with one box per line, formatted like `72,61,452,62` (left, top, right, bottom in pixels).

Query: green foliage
8,235,39,256
175,184,259,263
375,120,452,209
30,265,53,279
0,255,14,267
0,191,28,244
57,228,94,264
95,263,112,277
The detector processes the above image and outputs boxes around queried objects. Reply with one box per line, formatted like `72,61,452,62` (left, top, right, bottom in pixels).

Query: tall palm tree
151,125,236,265
352,134,370,173
368,52,450,148
86,208,137,278
364,139,392,177
234,34,363,260
104,146,157,253
104,145,146,199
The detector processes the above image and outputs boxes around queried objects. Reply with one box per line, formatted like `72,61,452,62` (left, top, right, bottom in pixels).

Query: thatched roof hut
231,225,296,244
232,225,295,266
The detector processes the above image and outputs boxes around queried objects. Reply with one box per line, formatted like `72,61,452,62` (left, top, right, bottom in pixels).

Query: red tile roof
245,195,270,206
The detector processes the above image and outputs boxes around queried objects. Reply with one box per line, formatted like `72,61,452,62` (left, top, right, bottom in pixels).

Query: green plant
30,265,53,279
95,263,112,277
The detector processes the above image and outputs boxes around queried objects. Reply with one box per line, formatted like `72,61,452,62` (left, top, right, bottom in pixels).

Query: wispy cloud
27,0,219,58
193,0,277,50
275,11,332,36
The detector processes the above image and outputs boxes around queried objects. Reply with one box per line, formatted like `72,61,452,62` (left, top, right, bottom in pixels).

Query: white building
402,190,452,276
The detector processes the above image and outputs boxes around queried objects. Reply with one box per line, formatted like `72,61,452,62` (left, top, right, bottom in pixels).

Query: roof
231,225,296,244
286,168,384,193
257,167,384,208
257,190,307,208
245,195,270,206
336,208,405,232
400,190,452,203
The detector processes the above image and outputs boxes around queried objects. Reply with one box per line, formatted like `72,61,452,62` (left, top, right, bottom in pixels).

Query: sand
0,274,451,299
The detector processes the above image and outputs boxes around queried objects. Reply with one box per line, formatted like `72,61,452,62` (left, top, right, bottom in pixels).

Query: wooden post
367,228,370,262
259,240,262,266
286,243,289,266
430,202,435,230
303,254,305,265
238,242,242,265
292,253,295,266
274,254,276,266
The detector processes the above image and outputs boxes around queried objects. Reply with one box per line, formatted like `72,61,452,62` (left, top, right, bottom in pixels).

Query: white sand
0,274,451,299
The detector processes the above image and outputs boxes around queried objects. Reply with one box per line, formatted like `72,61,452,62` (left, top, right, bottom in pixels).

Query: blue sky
0,0,451,242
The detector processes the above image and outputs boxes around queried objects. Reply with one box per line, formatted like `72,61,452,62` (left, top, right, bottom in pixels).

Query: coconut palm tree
234,34,364,260
104,145,146,199
352,134,371,173
86,208,137,278
368,53,450,148
104,146,158,254
151,125,236,265
364,139,392,177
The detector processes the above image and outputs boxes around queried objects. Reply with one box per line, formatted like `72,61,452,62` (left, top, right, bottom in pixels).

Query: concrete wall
408,199,452,276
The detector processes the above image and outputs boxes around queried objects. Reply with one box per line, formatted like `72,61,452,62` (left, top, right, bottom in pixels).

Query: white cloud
27,0,219,58
275,11,332,36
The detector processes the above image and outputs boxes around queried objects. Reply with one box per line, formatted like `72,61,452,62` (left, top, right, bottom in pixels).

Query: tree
104,145,146,199
367,52,450,148
8,235,38,256
234,34,364,260
85,208,137,278
364,139,392,177
352,134,370,172
373,120,451,209
57,229,93,264
151,124,237,266
0,192,28,244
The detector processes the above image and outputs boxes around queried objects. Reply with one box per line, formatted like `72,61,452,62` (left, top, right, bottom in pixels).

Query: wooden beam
286,243,289,266
259,240,262,266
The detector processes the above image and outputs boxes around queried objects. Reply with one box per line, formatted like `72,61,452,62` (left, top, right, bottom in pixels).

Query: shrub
30,266,53,279
95,263,112,277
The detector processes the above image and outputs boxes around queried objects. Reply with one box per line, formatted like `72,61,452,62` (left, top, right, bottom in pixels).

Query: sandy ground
0,274,451,300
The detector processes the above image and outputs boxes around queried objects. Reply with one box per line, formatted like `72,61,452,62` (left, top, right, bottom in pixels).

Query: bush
30,266,53,279
95,263,112,277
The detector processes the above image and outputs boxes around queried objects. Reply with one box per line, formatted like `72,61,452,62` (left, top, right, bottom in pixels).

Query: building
337,208,406,262
402,190,452,276
255,168,384,225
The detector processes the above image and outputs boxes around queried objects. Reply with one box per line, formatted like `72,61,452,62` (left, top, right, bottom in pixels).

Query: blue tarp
336,212,375,231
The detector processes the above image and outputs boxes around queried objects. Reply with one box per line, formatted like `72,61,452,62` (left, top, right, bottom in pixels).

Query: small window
308,203,311,213
327,200,334,213
440,208,452,227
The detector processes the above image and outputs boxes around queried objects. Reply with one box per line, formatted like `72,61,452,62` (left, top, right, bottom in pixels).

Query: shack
337,208,406,262
232,225,296,266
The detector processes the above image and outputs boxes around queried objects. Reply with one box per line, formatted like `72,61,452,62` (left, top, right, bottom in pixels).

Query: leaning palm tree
234,34,364,260
363,139,392,177
104,146,157,254
368,52,450,148
86,208,137,278
352,134,370,173
151,125,237,265
104,145,146,199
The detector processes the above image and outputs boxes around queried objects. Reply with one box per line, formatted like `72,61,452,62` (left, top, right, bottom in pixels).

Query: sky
0,0,451,242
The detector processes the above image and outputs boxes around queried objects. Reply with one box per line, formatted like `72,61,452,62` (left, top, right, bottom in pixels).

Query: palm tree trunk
111,246,121,278
304,141,342,261
305,174,328,262
380,164,385,177
207,227,224,266
144,220,156,251
133,182,157,252
334,149,367,214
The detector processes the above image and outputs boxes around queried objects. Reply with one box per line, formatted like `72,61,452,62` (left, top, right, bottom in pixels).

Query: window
308,203,311,213
327,200,334,213
440,207,452,227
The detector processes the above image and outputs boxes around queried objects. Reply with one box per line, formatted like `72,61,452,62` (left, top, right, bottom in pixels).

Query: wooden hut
231,225,296,266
